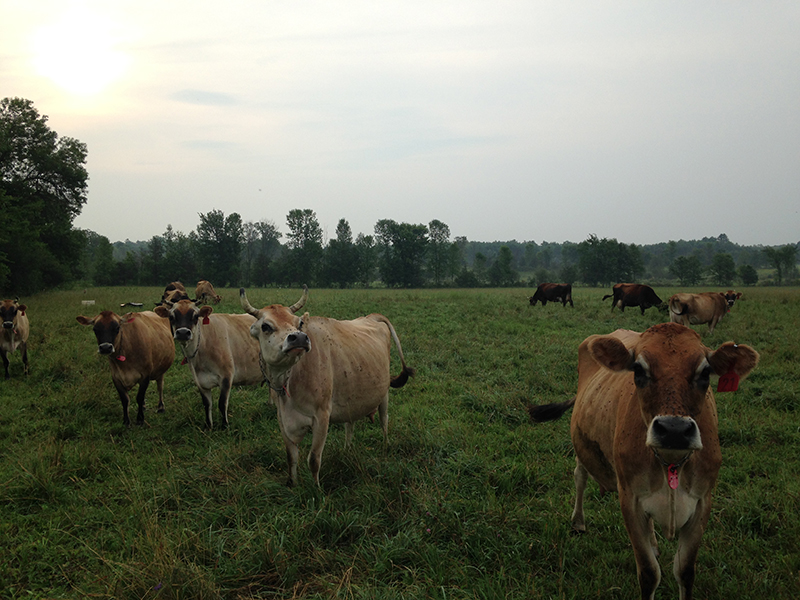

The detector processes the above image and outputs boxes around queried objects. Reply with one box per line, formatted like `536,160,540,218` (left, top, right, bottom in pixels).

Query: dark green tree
354,233,377,287
427,219,451,286
708,252,736,286
488,245,519,287
374,219,428,288
323,218,357,288
737,264,758,286
0,97,88,292
763,245,798,284
196,210,244,286
284,209,323,286
669,255,704,285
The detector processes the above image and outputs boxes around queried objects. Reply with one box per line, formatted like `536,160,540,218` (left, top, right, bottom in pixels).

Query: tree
196,210,244,286
285,209,323,285
251,220,282,286
669,255,703,286
374,219,428,288
427,219,451,286
488,246,519,287
763,245,798,284
323,218,357,288
708,253,736,286
354,233,377,287
738,264,759,286
0,97,89,292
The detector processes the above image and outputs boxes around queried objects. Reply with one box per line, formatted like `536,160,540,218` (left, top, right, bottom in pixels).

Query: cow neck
179,324,202,361
652,448,693,539
112,323,126,362
258,353,291,396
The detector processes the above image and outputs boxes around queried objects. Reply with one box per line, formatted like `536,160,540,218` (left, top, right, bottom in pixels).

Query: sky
2,1,798,247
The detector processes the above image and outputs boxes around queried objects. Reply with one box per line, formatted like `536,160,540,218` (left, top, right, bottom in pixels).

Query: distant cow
195,280,222,305
603,283,663,315
723,290,742,308
156,281,191,306
669,292,737,334
77,311,175,426
155,299,261,428
240,286,415,486
529,323,759,599
529,283,574,307
1,298,29,378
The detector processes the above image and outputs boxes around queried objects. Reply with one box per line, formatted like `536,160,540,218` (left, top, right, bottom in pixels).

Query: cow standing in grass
529,283,574,307
240,286,415,486
77,310,175,426
1,298,29,379
669,292,739,334
603,283,663,315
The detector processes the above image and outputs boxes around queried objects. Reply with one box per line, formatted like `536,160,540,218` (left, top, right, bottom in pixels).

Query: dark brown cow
155,299,261,428
603,283,663,315
155,281,191,306
195,280,222,305
530,323,759,599
77,310,175,426
1,298,29,378
669,292,737,334
240,286,415,486
529,283,573,307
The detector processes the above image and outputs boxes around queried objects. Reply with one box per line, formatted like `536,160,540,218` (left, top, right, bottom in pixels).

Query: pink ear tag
668,464,680,490
717,369,740,392
116,355,127,362
20,311,25,316
181,357,188,365
202,316,210,325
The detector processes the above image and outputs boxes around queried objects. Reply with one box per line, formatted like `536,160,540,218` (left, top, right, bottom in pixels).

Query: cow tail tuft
390,365,416,388
528,397,576,422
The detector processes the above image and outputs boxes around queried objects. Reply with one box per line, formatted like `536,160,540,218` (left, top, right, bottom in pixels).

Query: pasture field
1,285,798,599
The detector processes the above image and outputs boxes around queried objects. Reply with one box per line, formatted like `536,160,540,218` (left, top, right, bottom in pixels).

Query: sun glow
32,7,131,96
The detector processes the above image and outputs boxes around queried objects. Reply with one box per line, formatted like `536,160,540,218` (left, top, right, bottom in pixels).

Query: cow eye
298,319,304,330
633,363,649,388
696,366,711,389
261,322,273,333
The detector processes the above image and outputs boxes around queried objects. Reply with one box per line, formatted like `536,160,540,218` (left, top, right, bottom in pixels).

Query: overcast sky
2,1,798,246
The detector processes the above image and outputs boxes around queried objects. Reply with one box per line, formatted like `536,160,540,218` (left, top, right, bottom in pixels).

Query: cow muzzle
646,416,702,453
98,342,115,355
283,331,310,355
2,321,13,329
174,327,193,342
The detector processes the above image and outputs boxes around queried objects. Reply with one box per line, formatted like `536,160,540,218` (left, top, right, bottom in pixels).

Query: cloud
171,89,238,106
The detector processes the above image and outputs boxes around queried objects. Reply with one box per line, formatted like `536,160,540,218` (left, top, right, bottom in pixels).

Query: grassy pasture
1,285,798,599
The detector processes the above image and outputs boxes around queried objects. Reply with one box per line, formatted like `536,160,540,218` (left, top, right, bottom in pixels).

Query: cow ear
76,315,94,326
708,342,760,378
199,305,213,318
589,336,634,372
17,304,27,313
154,306,170,318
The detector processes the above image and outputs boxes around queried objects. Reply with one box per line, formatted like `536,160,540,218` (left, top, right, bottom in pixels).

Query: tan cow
669,292,734,334
240,286,415,486
530,323,758,600
1,298,29,378
155,299,261,428
77,310,175,426
155,281,191,307
195,280,222,305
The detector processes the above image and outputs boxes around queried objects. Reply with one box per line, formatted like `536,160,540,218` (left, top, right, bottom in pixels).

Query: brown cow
723,290,742,308
529,323,758,599
77,310,175,426
603,283,663,315
529,283,574,307
240,286,415,486
1,298,29,378
195,280,222,305
155,281,191,306
155,299,261,428
669,292,735,334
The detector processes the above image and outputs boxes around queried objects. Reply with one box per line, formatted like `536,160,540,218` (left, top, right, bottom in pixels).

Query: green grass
1,286,798,599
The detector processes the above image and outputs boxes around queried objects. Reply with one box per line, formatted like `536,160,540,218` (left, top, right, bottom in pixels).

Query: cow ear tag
717,369,740,392
116,355,126,362
181,357,188,365
667,464,680,490
20,311,25,316
202,316,210,325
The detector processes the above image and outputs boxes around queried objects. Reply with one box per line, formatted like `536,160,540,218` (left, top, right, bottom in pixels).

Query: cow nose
649,416,701,450
2,321,12,329
175,327,192,341
285,331,310,351
98,343,115,355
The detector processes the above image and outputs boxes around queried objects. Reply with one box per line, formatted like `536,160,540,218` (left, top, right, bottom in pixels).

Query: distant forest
2,96,798,295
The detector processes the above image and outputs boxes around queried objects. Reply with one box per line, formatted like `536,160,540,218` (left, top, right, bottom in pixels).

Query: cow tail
373,315,416,388
528,397,576,422
601,294,612,301
669,298,688,316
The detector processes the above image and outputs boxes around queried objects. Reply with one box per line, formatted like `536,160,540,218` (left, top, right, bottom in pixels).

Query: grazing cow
669,292,737,334
156,281,191,306
529,323,759,600
1,298,29,378
240,286,415,486
603,283,663,315
76,311,175,426
529,283,574,307
154,299,261,428
195,280,222,305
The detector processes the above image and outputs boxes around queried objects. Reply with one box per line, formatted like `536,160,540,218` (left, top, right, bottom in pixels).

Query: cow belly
194,369,222,390
640,486,699,537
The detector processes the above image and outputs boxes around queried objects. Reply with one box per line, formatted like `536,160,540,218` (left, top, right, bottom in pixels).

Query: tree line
2,97,798,295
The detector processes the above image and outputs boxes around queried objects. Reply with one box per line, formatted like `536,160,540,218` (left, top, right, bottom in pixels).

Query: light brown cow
530,323,758,600
669,292,735,334
155,299,261,428
195,280,222,305
1,298,29,378
240,286,415,486
77,310,175,426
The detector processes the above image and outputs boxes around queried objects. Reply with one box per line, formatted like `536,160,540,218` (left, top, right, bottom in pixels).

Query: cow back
193,313,260,385
111,311,175,386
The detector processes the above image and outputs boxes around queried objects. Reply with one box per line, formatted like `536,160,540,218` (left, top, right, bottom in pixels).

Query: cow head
76,311,125,355
240,286,311,372
587,322,759,463
1,300,26,329
154,299,212,342
724,290,742,308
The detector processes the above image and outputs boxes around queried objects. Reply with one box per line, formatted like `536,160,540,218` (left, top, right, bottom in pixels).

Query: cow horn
239,288,261,318
289,285,309,314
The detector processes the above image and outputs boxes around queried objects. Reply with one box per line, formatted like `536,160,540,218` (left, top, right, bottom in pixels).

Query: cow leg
198,388,214,429
308,412,331,486
155,373,165,413
620,492,661,600
113,379,132,426
378,393,389,444
345,422,354,446
673,499,709,600
276,403,306,487
1,349,8,379
571,459,588,532
217,377,231,429
640,305,646,315
134,378,150,425
21,342,29,375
